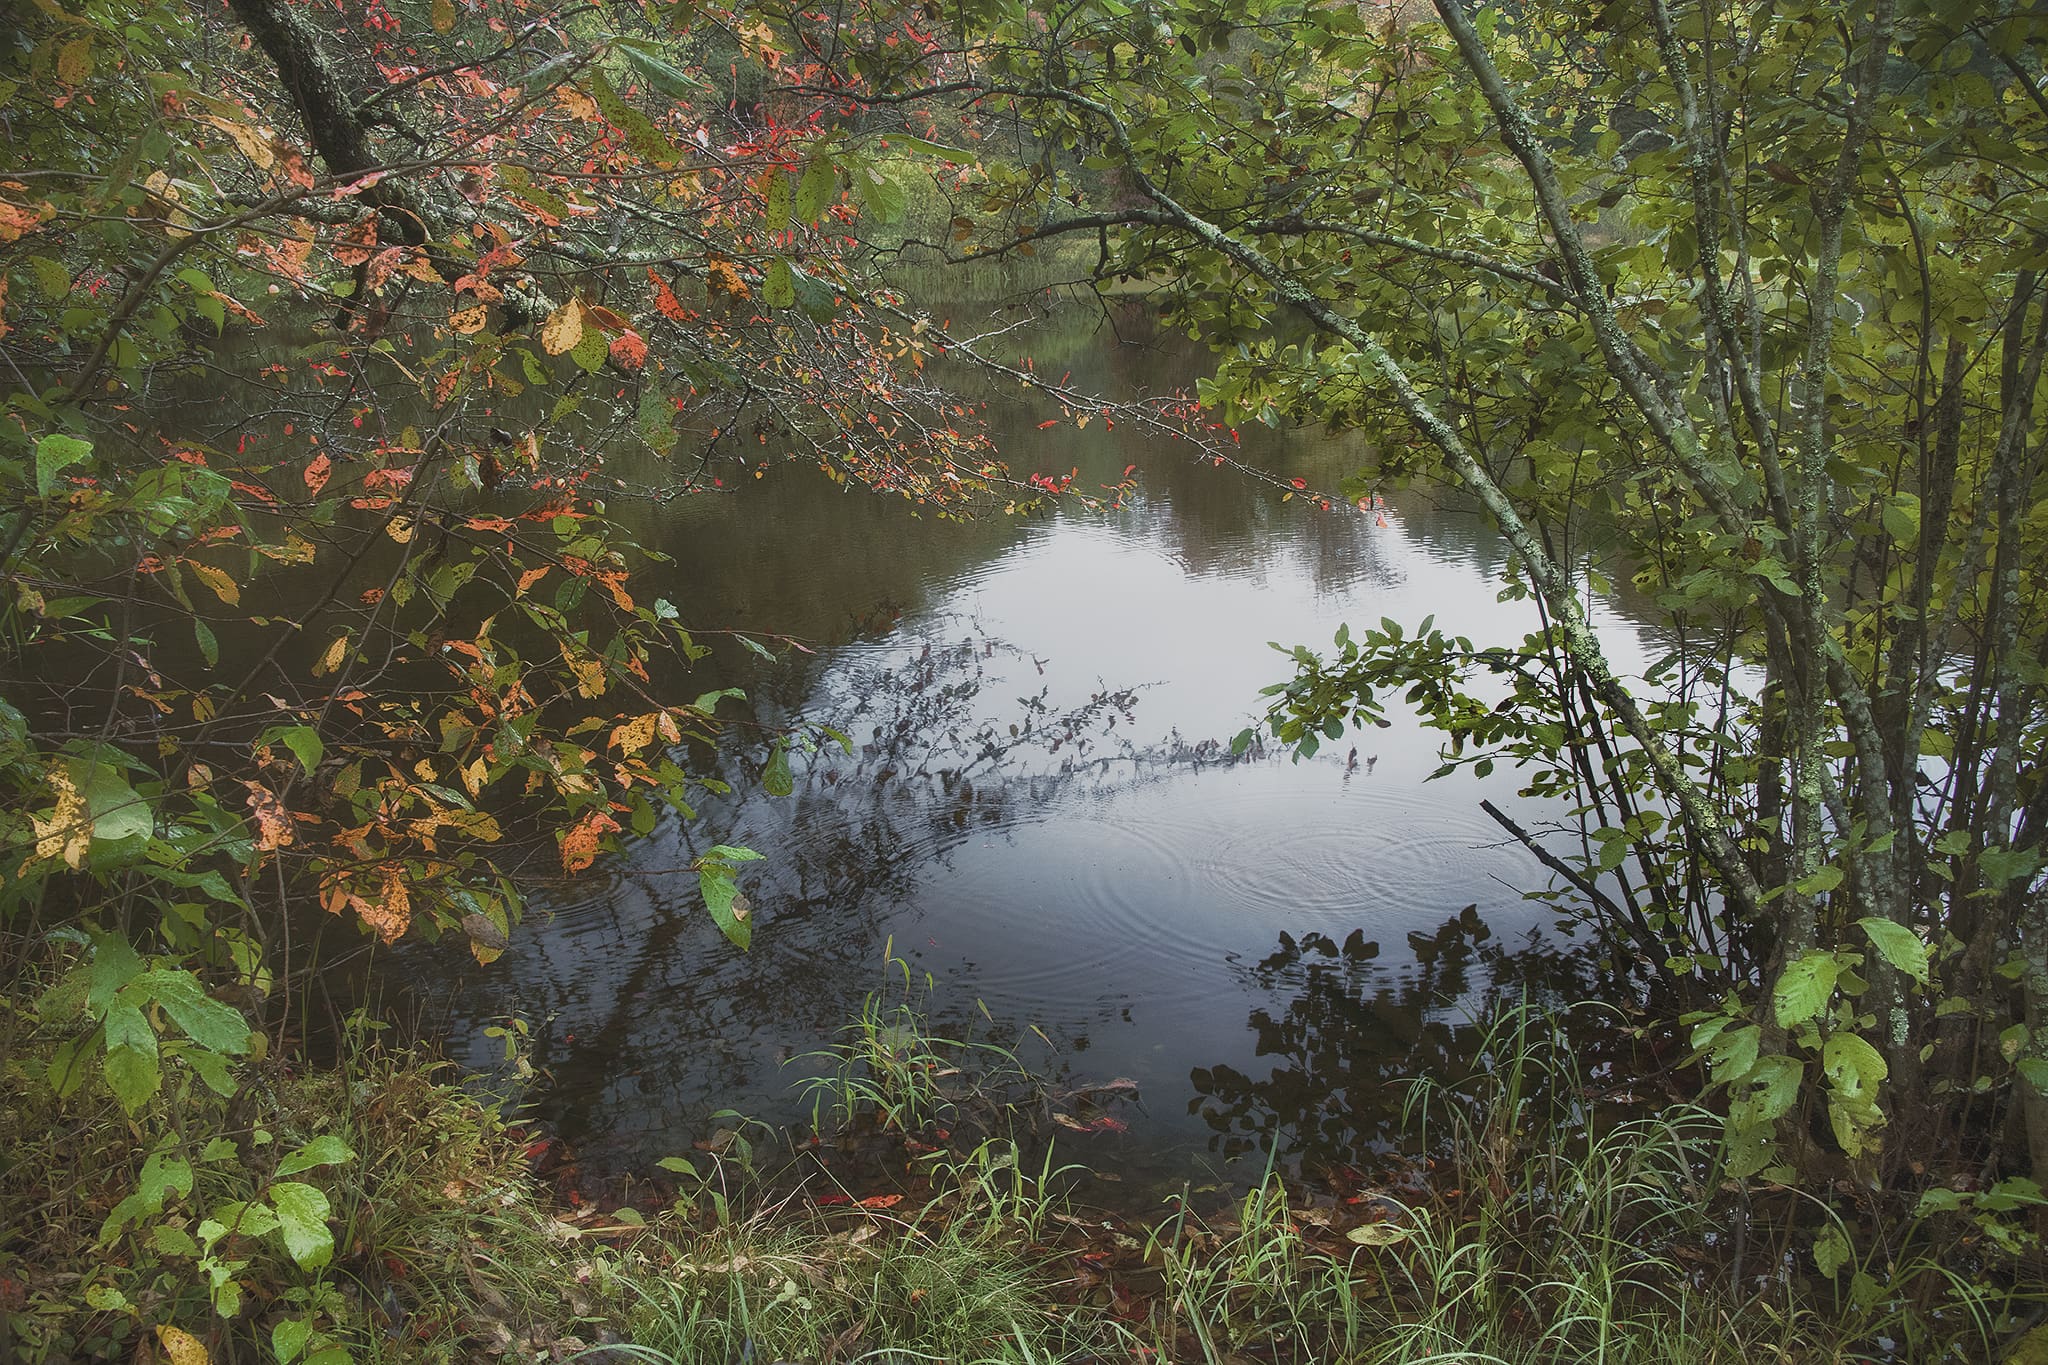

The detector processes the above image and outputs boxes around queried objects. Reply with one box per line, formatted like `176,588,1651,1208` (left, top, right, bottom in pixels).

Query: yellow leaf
609,713,659,754
155,1325,209,1365
313,633,350,677
188,562,240,606
29,766,90,870
539,299,584,356
386,514,415,544
400,252,443,283
460,757,487,796
207,116,275,170
413,759,436,781
431,0,455,31
449,304,488,334
562,647,606,698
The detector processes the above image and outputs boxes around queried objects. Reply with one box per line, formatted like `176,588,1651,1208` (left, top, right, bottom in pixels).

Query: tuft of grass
793,946,1038,1140
622,1138,1125,1365
1142,1003,1827,1365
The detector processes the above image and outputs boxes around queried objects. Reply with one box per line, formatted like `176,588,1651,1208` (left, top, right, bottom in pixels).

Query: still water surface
388,308,1654,1185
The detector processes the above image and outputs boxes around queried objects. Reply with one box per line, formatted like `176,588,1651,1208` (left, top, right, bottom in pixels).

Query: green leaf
135,969,251,1053
102,998,156,1057
762,744,792,797
1772,950,1841,1027
763,169,792,229
265,725,324,776
194,619,219,668
35,433,92,496
763,258,795,309
209,1200,280,1240
855,165,907,224
1881,493,1920,546
1813,1224,1852,1278
275,1135,355,1178
186,1046,240,1097
795,156,836,223
140,1149,194,1208
47,1030,96,1099
1822,1031,1888,1090
615,36,703,98
88,932,144,1010
637,381,675,454
699,866,752,951
152,1224,200,1257
79,762,152,846
104,1043,161,1114
1794,865,1843,895
1856,918,1930,985
570,325,609,374
879,133,973,162
24,254,71,299
273,1317,313,1365
268,1182,334,1269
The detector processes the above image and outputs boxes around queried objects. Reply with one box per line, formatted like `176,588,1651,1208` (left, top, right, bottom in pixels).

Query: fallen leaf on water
1346,1221,1411,1246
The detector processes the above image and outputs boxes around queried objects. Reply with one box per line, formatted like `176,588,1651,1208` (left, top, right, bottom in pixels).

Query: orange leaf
648,268,688,321
349,865,412,942
241,781,294,850
304,452,332,495
450,304,490,334
609,330,648,371
857,1194,904,1209
517,566,550,596
332,216,379,266
560,808,621,874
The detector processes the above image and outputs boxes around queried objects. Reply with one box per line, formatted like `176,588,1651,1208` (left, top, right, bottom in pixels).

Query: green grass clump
624,1140,1122,1365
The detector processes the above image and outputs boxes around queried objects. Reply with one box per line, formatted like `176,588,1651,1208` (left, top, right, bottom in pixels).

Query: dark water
381,305,1657,1186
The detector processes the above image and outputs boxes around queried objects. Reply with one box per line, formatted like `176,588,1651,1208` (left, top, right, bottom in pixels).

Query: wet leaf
269,1181,334,1268
1345,1221,1410,1246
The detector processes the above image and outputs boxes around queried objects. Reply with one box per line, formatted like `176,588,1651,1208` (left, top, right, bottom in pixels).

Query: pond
379,301,1662,1191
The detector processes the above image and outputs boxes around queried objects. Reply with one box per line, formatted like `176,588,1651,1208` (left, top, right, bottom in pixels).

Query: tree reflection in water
1189,907,1620,1174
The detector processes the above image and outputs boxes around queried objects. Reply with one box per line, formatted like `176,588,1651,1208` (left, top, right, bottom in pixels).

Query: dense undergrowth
9,971,2042,1365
